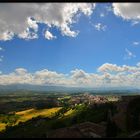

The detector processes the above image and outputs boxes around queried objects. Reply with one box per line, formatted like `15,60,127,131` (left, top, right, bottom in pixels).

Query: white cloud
113,3,140,20
98,63,123,73
18,28,38,40
124,48,136,59
98,63,140,74
1,62,140,88
94,23,107,31
0,31,14,41
15,68,28,75
34,69,64,79
97,62,140,88
70,69,92,86
0,68,67,86
18,17,38,40
0,3,95,41
133,41,139,46
71,69,89,79
45,30,56,40
34,69,67,86
27,17,38,32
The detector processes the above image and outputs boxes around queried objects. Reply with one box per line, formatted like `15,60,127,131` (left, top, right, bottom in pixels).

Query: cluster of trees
0,114,19,126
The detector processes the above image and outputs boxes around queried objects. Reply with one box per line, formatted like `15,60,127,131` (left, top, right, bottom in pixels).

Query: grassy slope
15,107,62,123
0,107,62,132
0,123,6,132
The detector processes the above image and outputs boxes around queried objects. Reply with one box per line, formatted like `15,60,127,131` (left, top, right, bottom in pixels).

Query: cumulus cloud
1,62,140,88
18,17,39,40
70,69,93,86
0,3,95,41
18,28,38,40
27,17,38,32
0,31,14,41
97,62,140,88
45,30,56,40
98,63,140,74
113,3,140,20
71,69,89,79
34,69,64,79
0,68,67,86
15,68,28,75
98,63,123,73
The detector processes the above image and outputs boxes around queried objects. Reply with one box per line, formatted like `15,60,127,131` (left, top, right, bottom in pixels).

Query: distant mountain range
0,84,85,92
0,84,140,94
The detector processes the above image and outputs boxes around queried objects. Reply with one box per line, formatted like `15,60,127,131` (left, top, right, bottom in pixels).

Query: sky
0,3,140,88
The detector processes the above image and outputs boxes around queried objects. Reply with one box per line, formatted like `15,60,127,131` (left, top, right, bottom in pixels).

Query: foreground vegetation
0,91,140,138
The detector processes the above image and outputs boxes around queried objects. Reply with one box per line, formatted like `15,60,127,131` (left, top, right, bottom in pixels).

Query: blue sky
0,3,140,88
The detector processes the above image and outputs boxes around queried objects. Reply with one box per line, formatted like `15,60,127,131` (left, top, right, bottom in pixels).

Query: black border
0,0,139,140
0,0,140,3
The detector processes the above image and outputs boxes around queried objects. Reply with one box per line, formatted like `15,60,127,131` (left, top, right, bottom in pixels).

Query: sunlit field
15,107,62,124
0,107,62,132
64,109,75,117
0,123,6,132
